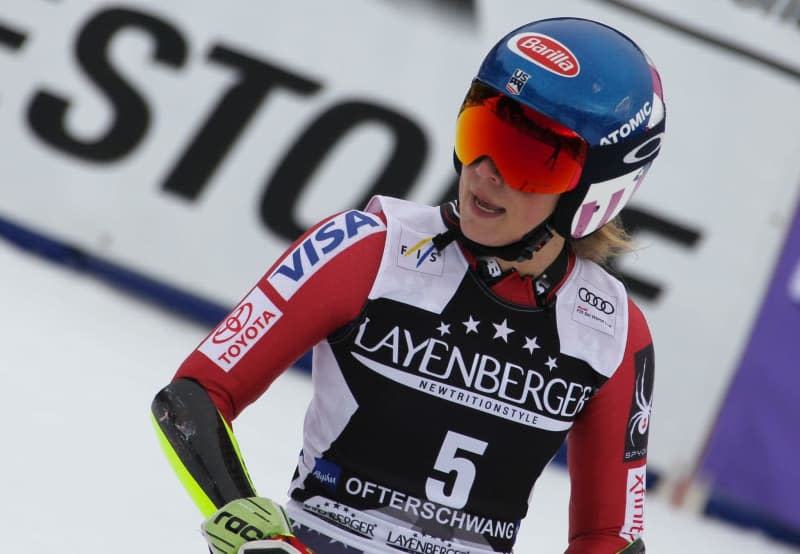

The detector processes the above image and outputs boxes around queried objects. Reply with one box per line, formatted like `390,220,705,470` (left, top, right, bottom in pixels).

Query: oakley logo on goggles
455,80,588,194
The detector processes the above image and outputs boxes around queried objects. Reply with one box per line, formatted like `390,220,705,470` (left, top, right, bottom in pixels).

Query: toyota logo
578,287,615,314
212,302,253,343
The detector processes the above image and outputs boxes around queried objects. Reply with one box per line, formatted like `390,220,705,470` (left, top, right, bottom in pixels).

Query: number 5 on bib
425,430,488,509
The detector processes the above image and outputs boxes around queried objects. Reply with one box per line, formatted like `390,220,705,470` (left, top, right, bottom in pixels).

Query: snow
2,239,796,553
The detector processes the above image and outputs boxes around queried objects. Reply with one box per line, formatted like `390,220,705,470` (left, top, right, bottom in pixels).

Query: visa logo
268,210,384,300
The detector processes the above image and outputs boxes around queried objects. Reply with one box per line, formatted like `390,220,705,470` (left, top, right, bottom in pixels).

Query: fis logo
506,69,530,95
397,228,444,276
268,210,384,300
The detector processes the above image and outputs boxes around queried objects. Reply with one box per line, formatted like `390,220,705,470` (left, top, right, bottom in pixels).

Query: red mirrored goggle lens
454,82,588,194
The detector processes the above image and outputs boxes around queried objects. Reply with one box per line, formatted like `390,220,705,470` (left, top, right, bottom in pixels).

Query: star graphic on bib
523,336,540,354
462,315,480,334
545,356,558,371
436,322,451,336
492,319,515,342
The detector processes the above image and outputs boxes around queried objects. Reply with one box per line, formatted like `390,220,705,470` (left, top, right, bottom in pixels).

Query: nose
473,157,503,186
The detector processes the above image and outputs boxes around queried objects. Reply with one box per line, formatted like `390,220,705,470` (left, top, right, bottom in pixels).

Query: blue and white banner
2,0,800,490
700,199,800,530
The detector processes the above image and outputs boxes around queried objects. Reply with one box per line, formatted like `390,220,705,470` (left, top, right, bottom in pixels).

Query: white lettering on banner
198,288,282,371
620,466,647,543
789,256,800,304
267,211,384,300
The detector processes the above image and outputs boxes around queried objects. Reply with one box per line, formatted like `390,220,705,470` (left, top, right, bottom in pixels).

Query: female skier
152,16,665,554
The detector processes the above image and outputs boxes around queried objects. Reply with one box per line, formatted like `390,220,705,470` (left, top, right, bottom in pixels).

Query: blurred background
1,0,799,551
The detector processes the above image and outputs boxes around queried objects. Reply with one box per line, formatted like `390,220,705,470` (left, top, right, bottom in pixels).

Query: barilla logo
198,287,282,372
506,33,580,78
268,210,384,300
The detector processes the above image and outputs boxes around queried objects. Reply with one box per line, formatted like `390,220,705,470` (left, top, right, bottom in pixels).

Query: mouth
471,193,505,215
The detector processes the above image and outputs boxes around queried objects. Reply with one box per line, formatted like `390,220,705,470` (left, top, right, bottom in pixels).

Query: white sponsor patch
268,210,385,300
396,228,444,276
571,278,617,336
620,465,646,543
199,287,282,371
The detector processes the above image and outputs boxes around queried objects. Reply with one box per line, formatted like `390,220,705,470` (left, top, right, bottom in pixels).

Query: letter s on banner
27,7,188,161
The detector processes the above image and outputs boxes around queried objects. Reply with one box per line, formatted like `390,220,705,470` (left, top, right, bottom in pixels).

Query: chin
461,224,504,247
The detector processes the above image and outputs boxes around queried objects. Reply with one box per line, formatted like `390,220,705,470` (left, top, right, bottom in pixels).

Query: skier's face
458,157,560,247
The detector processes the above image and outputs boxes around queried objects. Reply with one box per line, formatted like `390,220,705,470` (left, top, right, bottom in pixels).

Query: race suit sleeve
151,209,387,515
565,298,654,554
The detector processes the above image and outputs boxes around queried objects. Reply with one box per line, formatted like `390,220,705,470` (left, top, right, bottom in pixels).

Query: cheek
457,173,470,203
513,193,560,226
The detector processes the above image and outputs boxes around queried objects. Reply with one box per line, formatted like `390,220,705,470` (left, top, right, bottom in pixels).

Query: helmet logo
600,101,652,145
505,69,530,95
623,133,664,165
507,33,580,78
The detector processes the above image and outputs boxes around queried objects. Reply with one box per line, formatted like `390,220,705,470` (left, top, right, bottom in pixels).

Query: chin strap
432,200,555,262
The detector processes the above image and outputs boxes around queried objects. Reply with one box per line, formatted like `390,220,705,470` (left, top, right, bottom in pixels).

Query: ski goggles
454,80,589,194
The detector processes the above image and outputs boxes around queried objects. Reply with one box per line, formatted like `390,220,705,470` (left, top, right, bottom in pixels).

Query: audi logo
578,287,615,314
212,302,253,343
